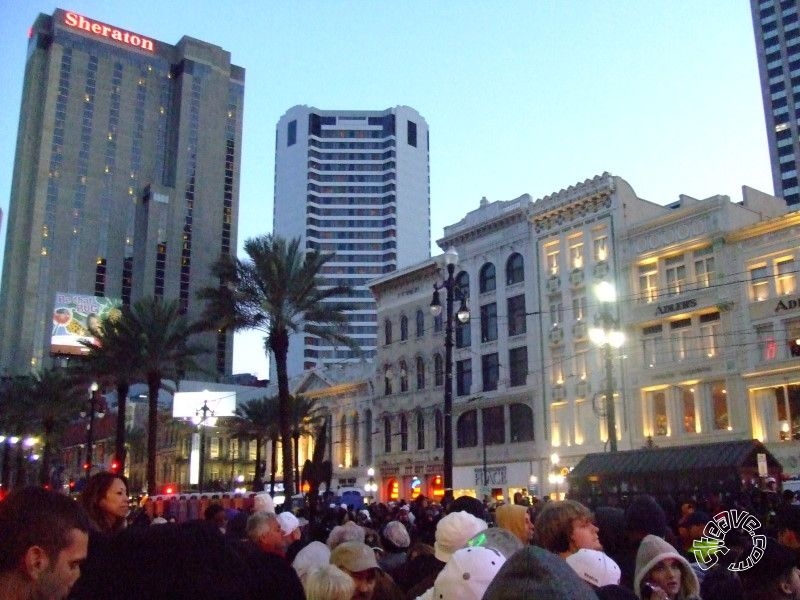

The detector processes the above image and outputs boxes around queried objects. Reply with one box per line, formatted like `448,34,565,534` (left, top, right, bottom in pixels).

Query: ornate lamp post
81,383,105,475
430,247,470,503
364,467,378,503
588,281,625,452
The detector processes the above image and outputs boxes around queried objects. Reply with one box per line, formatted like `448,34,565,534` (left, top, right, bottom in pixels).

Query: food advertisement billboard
51,292,121,356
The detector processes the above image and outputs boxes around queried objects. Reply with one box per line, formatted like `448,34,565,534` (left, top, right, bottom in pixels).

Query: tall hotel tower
751,0,800,206
274,106,430,377
0,10,244,376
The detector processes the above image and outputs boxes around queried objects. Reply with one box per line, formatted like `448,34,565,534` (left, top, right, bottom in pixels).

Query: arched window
384,365,393,395
479,263,496,293
400,414,408,451
509,403,534,442
417,411,425,450
399,359,408,392
384,319,392,344
455,271,470,298
434,353,444,387
416,309,425,337
416,356,425,390
435,409,443,449
384,416,392,453
456,410,478,448
506,253,524,285
400,315,409,341
351,412,360,467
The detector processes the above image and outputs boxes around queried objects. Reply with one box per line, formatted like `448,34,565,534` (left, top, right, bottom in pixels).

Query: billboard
51,292,121,356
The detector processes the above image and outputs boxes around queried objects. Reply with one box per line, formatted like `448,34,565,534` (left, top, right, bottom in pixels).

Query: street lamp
192,399,217,493
364,467,378,503
430,246,470,504
588,281,624,452
81,383,105,475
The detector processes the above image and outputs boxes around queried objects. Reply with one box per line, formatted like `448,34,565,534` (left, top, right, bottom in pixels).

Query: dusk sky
0,1,774,378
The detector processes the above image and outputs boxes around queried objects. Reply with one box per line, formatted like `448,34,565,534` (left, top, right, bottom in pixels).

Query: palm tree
114,297,208,495
0,376,35,490
289,394,324,494
28,368,86,487
197,234,357,494
79,306,141,475
235,395,279,492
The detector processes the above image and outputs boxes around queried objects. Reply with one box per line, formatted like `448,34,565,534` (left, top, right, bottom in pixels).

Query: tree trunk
269,437,278,495
146,373,160,496
115,381,130,473
271,329,294,495
39,420,54,487
253,434,264,491
293,433,300,495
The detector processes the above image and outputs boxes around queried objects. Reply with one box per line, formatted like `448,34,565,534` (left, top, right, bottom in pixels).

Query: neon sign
64,12,155,52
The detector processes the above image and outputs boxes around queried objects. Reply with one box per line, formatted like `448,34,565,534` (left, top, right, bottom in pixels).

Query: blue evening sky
0,1,773,379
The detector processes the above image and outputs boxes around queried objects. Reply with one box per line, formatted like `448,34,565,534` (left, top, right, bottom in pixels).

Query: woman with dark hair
79,472,129,534
70,472,130,598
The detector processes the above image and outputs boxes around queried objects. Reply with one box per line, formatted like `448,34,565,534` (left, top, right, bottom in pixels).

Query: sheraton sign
64,12,155,52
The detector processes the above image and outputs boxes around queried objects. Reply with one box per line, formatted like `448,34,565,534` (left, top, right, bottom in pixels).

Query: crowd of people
3,472,800,600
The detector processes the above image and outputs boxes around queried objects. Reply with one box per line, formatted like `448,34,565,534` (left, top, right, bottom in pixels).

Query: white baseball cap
565,549,621,588
277,511,308,536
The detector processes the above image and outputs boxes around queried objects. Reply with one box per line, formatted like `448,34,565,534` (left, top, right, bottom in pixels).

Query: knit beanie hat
482,545,600,600
327,521,365,549
625,496,667,538
382,520,411,549
434,510,488,562
292,541,331,584
432,546,506,600
495,504,531,545
633,535,699,599
253,492,275,514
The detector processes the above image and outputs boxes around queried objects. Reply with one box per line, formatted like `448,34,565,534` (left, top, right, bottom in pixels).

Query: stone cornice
437,195,531,249
526,173,616,234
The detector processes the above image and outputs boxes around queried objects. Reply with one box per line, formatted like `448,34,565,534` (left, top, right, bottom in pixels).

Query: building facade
0,9,244,376
273,106,430,378
750,0,800,206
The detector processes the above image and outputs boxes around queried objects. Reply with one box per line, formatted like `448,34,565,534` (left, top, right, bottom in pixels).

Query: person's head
0,486,90,600
304,564,355,600
683,511,711,542
533,499,601,556
739,537,800,600
276,511,305,545
327,521,365,549
292,540,331,587
204,503,227,533
777,507,800,550
434,510,488,563
634,535,699,600
566,548,621,588
252,492,275,514
246,511,285,556
625,495,667,540
482,544,600,600
79,472,128,533
381,520,410,553
495,503,534,545
329,541,379,600
447,495,488,520
432,546,506,599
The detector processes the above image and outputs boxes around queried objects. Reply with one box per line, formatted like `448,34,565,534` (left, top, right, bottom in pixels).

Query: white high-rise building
273,106,430,378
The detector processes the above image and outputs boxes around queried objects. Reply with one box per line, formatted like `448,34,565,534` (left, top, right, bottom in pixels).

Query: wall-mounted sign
656,298,697,316
64,12,155,52
776,298,800,313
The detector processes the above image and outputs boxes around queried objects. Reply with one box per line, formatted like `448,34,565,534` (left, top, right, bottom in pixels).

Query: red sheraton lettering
64,12,154,52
